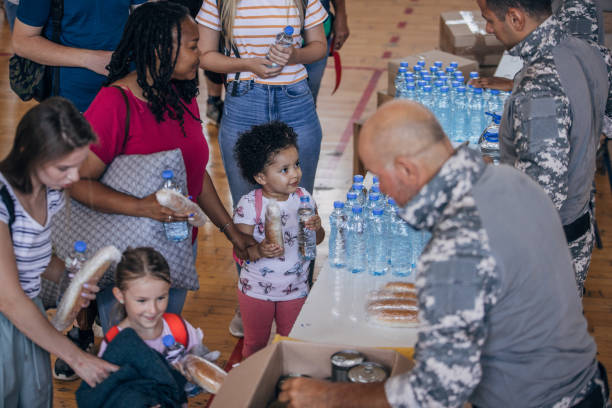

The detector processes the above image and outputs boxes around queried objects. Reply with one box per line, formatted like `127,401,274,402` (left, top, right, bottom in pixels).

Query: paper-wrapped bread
368,308,419,327
52,246,122,331
382,281,416,293
264,199,284,251
156,188,207,227
181,354,227,394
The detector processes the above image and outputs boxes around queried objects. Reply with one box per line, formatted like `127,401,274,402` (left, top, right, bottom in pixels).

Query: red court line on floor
382,51,392,59
320,68,384,173
398,21,407,29
390,35,399,44
0,52,11,57
405,7,413,14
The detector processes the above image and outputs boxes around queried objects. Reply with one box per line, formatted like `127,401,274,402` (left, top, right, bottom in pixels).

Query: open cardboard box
211,341,414,408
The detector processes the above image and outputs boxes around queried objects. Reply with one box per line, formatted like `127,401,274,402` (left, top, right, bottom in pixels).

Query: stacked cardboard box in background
439,10,505,77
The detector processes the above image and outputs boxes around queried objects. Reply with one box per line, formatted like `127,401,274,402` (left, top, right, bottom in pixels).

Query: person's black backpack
8,0,64,102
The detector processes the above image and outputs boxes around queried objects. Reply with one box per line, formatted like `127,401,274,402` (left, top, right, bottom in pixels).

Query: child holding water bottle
233,122,325,358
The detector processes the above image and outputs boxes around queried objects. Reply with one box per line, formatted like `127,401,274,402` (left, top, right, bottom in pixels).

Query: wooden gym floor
0,0,611,406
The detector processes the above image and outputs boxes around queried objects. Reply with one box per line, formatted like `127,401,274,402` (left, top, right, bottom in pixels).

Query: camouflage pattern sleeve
554,0,601,43
385,256,499,407
598,44,612,137
508,90,571,211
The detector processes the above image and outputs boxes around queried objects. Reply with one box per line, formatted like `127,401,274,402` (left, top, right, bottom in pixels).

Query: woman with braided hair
70,1,255,333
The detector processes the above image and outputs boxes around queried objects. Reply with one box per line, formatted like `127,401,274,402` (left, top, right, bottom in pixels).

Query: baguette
52,246,122,331
369,308,419,327
264,199,284,251
367,298,418,312
367,289,417,302
181,354,227,394
156,188,207,227
382,281,416,293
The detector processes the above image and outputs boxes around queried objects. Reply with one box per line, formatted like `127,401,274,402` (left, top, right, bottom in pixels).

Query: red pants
237,290,306,358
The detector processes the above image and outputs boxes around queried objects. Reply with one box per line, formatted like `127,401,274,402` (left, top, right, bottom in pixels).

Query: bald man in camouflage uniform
279,101,608,408
478,0,612,295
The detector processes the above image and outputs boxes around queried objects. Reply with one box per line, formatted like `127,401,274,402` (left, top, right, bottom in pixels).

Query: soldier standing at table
476,0,612,294
278,101,608,408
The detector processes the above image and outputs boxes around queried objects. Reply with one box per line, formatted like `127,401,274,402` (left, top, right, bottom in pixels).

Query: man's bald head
358,100,454,206
360,100,448,166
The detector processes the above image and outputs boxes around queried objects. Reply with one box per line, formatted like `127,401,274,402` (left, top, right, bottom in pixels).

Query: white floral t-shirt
233,189,314,301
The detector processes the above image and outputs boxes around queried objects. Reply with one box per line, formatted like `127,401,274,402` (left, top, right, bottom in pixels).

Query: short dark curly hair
234,121,299,185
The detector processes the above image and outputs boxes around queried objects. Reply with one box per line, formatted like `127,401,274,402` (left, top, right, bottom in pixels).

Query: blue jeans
219,79,322,206
3,0,18,31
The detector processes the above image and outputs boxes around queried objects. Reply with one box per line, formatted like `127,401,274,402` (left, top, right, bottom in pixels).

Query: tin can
330,350,366,382
276,373,310,398
347,362,389,383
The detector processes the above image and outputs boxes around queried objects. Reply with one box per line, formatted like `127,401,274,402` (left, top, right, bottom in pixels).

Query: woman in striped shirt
0,98,118,405
197,0,328,206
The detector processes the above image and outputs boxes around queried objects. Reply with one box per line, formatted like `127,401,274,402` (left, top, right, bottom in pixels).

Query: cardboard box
439,10,505,67
387,50,478,95
211,341,414,408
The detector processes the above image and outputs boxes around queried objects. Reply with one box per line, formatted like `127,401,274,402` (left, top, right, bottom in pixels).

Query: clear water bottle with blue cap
163,334,185,364
365,193,382,220
422,73,432,84
479,112,502,164
467,87,486,145
266,26,294,68
436,86,452,136
452,86,468,143
433,80,444,97
421,85,435,111
390,213,413,277
394,65,408,97
429,66,438,75
417,59,426,68
450,61,458,69
161,169,189,242
445,66,455,76
416,80,427,100
450,80,461,100
298,196,316,261
487,89,504,116
401,83,417,100
434,61,443,69
345,191,359,218
66,240,87,277
328,201,347,268
368,208,388,278
350,182,367,205
413,65,422,78
347,206,367,273
384,199,397,264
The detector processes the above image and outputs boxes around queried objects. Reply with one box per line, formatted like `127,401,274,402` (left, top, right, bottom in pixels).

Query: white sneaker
229,307,244,337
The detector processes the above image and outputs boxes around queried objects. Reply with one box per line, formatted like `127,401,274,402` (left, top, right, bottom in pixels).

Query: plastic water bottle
413,65,422,78
433,80,444,98
328,201,347,268
429,66,438,75
353,174,364,184
266,26,294,68
351,183,367,205
298,196,316,261
467,87,486,145
394,65,408,97
66,240,87,276
417,59,426,68
421,85,435,111
347,206,366,273
434,61,443,70
479,112,502,164
384,199,397,264
368,209,388,279
163,335,185,364
416,80,427,100
370,176,380,194
487,89,504,116
436,86,452,136
365,193,382,220
345,192,359,218
390,213,413,277
161,170,189,242
469,71,480,83
445,66,455,76
450,61,458,69
400,83,417,100
451,86,468,143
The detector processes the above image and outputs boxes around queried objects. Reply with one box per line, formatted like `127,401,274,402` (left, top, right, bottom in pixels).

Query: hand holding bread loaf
264,199,284,252
180,354,227,394
155,188,207,227
52,246,122,331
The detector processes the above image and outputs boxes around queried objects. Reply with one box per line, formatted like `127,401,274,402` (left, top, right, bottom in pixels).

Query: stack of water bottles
392,60,508,158
328,174,431,322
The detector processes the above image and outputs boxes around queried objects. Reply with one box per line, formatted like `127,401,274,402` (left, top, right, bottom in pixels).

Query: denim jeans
219,79,322,206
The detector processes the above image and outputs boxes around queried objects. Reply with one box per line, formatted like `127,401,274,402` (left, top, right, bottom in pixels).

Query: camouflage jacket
385,146,501,407
555,0,602,43
384,146,597,407
500,15,612,222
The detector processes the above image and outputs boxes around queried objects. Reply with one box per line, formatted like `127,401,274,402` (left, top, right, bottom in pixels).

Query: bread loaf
369,308,418,327
52,246,122,331
181,354,227,394
382,281,416,293
264,199,284,251
367,289,417,302
156,188,207,227
367,298,418,312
